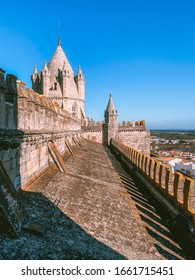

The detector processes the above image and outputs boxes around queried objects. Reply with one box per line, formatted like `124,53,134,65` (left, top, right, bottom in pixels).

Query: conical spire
103,93,118,145
43,60,48,70
33,65,38,74
106,93,116,113
78,65,82,75
48,39,73,76
77,65,84,80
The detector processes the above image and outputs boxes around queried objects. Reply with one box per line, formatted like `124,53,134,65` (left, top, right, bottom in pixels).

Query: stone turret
75,65,85,100
41,61,50,96
0,70,18,129
31,65,40,92
61,61,70,98
103,93,119,145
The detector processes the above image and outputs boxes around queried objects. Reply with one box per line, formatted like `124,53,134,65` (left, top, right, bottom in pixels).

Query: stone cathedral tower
31,38,87,124
103,93,118,145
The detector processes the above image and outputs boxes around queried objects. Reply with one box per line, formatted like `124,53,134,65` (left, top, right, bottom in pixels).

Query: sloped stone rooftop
0,141,191,259
48,42,73,76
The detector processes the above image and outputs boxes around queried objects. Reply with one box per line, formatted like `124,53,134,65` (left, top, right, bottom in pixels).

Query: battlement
0,69,81,131
118,120,146,131
111,139,195,225
81,118,103,131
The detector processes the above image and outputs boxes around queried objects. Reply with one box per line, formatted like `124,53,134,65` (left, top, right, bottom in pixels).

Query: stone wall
81,120,150,154
81,130,103,143
111,139,195,225
118,120,146,129
0,69,81,132
118,129,150,155
0,69,82,189
0,70,18,129
0,130,80,189
17,81,81,131
81,121,103,143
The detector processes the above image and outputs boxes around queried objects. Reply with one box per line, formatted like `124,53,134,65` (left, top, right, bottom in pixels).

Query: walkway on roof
0,141,191,259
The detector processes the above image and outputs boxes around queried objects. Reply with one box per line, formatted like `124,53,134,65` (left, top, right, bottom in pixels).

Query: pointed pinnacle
58,36,61,45
34,65,38,74
43,61,48,70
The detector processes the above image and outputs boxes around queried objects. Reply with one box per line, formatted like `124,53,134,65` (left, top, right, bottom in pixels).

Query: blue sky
1,0,195,129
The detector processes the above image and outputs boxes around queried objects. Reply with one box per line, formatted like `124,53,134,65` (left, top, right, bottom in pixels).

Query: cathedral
31,37,87,124
30,37,150,154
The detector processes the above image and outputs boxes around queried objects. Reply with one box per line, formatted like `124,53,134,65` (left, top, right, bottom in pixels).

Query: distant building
167,158,183,172
175,161,195,177
165,156,195,177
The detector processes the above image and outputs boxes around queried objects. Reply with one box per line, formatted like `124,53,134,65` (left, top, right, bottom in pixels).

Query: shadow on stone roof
0,189,127,260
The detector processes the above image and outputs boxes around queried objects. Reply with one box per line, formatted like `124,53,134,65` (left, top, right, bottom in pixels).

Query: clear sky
1,0,195,129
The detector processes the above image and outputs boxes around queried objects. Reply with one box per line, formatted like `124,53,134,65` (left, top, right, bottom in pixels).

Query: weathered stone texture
0,70,81,132
31,41,87,123
0,69,83,189
0,130,81,189
82,124,150,155
101,95,150,154
118,130,150,155
17,81,81,132
0,141,189,259
81,131,102,143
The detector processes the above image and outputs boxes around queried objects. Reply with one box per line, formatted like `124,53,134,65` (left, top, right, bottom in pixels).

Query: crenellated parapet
111,139,195,226
82,118,103,132
81,119,103,143
0,69,84,190
117,119,150,154
0,70,18,129
0,69,81,131
16,80,81,131
118,120,146,131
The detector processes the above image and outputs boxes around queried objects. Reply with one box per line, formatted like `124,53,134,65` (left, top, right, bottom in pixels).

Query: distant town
151,130,195,178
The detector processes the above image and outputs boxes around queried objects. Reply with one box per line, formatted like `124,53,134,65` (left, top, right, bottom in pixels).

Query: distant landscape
151,130,195,140
151,130,195,153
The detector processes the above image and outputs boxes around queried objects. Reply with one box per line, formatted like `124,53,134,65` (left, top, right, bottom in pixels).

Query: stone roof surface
0,141,190,260
48,41,73,76
106,93,116,113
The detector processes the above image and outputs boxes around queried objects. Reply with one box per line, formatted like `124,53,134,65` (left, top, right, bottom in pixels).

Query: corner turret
31,65,40,92
103,93,118,145
61,61,70,98
104,93,118,122
41,61,50,96
75,65,85,100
